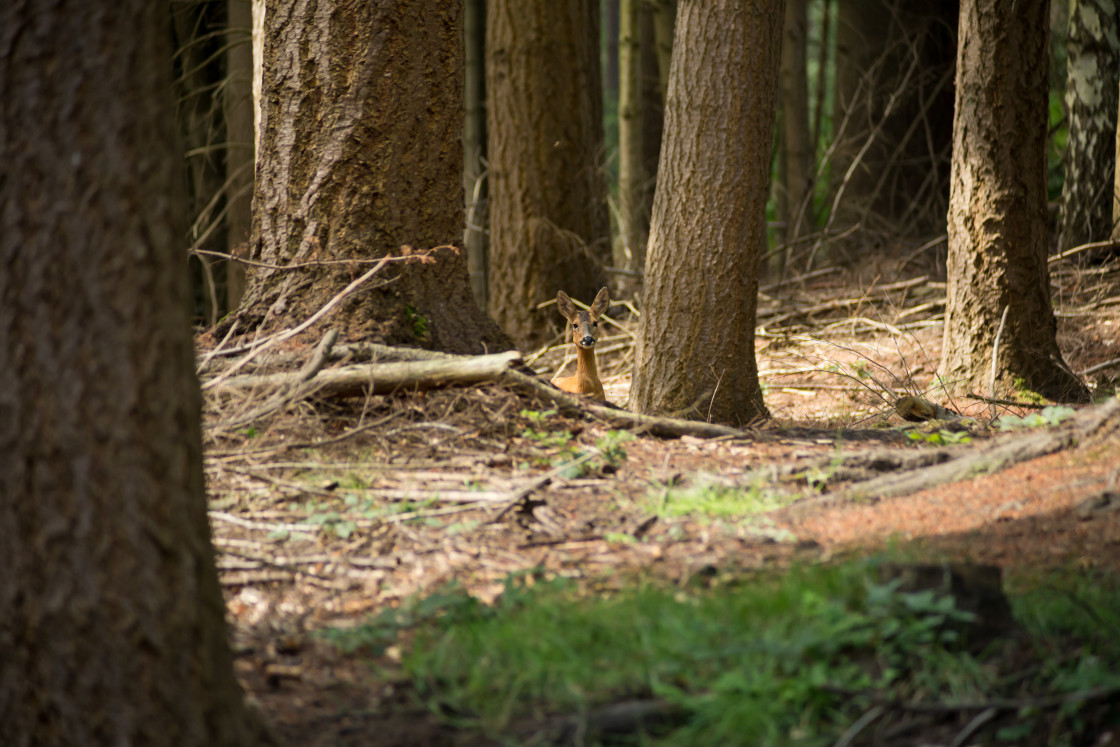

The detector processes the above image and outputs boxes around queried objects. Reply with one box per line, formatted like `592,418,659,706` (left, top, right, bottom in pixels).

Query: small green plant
996,405,1076,431
907,429,973,445
594,429,633,469
404,304,429,339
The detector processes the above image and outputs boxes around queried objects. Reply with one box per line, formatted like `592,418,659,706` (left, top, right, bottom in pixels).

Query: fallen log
210,350,524,397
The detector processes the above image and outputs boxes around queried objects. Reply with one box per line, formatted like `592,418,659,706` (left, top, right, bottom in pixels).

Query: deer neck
575,345,601,393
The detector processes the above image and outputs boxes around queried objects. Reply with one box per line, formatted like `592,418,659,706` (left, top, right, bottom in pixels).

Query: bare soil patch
200,259,1120,745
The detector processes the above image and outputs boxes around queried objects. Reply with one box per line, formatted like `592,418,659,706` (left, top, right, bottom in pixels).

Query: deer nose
580,335,595,347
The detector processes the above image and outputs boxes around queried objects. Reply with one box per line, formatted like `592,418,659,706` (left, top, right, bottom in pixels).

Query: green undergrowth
322,561,1120,745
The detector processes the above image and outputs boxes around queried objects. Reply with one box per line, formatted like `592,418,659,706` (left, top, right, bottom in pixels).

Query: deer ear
590,287,610,318
556,291,575,319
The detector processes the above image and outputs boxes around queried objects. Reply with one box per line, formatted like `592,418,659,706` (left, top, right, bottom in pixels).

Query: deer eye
571,323,578,329
592,321,598,327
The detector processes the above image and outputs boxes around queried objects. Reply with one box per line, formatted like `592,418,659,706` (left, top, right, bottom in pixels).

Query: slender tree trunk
1057,0,1120,253
618,0,645,275
628,0,782,425
650,0,676,104
226,0,255,311
639,1,666,264
939,0,1088,402
776,0,812,271
0,2,266,743
173,0,230,323
486,0,611,349
464,0,488,307
1113,76,1120,241
237,0,509,354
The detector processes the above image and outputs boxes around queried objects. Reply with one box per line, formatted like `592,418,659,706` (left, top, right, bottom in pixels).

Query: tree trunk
628,0,781,425
486,0,611,349
618,0,645,276
1113,75,1120,241
237,0,510,355
650,0,676,105
226,0,255,311
939,0,1089,402
776,0,813,271
828,0,957,243
173,0,231,323
1057,0,1120,253
464,0,489,307
0,2,266,743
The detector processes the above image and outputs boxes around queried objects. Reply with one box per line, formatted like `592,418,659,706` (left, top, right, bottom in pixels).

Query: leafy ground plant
323,562,1120,744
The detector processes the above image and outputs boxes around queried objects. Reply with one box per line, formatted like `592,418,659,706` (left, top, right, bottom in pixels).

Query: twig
1047,239,1120,264
1079,356,1120,376
833,705,885,747
989,305,1010,419
500,368,748,439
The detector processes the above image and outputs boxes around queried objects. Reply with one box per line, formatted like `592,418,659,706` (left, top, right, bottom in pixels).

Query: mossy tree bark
628,0,782,425
237,0,510,354
939,0,1089,402
0,1,266,743
486,0,611,349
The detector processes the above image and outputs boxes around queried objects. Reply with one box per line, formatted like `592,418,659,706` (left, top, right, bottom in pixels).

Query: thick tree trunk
1058,0,1120,253
628,0,781,425
486,0,611,349
237,0,509,355
939,0,1089,402
0,2,265,743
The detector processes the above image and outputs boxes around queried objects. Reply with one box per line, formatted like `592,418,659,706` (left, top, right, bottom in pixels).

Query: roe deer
551,287,610,401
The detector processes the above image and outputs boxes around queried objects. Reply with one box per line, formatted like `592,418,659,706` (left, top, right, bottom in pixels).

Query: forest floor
198,256,1120,745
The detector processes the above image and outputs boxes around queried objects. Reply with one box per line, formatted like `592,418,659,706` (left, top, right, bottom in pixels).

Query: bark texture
1058,0,1120,252
940,0,1089,402
0,2,264,744
486,0,611,349
628,0,782,425
239,0,509,354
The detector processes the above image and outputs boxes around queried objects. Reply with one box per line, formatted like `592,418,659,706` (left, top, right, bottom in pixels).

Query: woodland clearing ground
199,259,1120,745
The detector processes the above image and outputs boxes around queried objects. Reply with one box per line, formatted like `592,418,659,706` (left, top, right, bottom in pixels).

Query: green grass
322,562,1120,743
647,475,795,520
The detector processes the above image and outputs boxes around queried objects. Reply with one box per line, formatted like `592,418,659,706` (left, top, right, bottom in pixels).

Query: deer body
551,287,610,401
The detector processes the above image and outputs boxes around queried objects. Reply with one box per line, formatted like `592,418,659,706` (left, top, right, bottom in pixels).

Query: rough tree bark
939,0,1089,402
1057,0,1120,253
486,0,611,349
628,0,782,425
236,0,509,354
0,1,266,743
